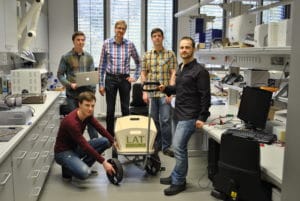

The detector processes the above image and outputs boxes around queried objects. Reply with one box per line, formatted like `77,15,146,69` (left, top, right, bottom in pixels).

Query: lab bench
0,91,61,201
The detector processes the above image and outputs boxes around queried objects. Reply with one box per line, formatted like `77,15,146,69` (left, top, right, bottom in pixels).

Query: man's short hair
180,36,195,48
115,20,127,30
72,31,85,41
151,28,164,37
78,91,96,103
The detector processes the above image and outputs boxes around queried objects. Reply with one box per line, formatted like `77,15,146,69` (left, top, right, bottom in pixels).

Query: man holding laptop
57,31,99,140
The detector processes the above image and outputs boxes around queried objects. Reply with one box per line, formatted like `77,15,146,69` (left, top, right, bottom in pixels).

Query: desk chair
211,134,272,201
59,98,72,116
129,83,148,116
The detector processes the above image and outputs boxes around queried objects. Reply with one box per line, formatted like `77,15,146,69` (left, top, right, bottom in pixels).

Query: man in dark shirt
54,92,117,182
158,36,211,196
57,31,98,139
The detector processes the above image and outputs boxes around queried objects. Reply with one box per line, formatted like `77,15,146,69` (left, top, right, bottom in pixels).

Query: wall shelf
197,47,291,70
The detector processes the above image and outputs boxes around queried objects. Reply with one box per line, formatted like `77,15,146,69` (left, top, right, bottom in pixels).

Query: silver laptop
75,71,99,87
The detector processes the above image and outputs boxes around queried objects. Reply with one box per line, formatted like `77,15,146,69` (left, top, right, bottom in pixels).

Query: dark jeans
66,97,98,139
54,137,111,180
105,73,131,137
151,97,172,151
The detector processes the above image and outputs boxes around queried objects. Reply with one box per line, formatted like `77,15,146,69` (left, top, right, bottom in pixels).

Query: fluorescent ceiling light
174,0,214,18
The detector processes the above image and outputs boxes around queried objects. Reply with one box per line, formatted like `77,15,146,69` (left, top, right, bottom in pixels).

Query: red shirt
54,109,114,163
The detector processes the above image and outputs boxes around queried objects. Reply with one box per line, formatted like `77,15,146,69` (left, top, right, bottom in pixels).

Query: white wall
281,2,300,201
177,0,199,61
48,0,74,74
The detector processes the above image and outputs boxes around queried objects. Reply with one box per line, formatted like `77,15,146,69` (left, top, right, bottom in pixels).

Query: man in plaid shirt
141,28,177,157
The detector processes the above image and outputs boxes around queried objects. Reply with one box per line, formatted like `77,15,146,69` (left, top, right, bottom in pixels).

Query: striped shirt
142,48,177,97
99,37,141,87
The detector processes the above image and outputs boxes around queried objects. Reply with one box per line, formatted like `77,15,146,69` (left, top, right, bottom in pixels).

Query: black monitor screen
237,86,272,130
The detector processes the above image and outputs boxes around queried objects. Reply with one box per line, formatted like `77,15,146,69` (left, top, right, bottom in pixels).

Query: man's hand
195,120,205,129
142,92,149,104
103,160,116,176
70,83,77,90
99,87,105,96
158,85,165,92
165,96,172,104
126,77,135,83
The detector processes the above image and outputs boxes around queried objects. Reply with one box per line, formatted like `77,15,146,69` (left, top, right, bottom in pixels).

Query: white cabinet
11,99,60,201
0,0,18,52
0,157,14,201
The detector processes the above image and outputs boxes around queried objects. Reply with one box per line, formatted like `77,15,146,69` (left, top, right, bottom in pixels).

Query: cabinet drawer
0,157,14,201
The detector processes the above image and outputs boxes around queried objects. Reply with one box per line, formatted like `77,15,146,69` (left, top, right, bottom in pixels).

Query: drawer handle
15,151,27,160
0,172,12,185
41,165,50,173
31,187,41,197
30,169,40,179
31,134,39,141
29,152,40,160
41,136,49,142
41,151,49,158
47,124,56,129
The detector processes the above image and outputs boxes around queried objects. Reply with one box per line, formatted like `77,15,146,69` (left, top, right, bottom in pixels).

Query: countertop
0,91,61,164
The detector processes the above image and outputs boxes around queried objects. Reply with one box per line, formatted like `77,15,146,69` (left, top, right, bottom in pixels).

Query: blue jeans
171,119,196,185
66,97,98,139
54,137,111,180
151,97,172,151
105,74,131,136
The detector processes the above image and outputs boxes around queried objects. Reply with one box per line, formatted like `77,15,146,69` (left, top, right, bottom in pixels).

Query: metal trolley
106,82,162,185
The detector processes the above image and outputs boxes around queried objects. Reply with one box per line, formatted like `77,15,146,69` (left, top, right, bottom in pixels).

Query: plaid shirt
99,37,141,87
57,49,95,98
142,48,177,97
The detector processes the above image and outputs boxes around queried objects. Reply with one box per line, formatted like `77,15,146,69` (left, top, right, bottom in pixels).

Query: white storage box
115,115,157,155
244,69,269,87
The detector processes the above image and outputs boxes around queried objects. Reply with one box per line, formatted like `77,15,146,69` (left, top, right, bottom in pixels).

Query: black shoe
164,184,186,196
163,148,174,158
160,176,172,185
62,167,72,182
89,170,98,177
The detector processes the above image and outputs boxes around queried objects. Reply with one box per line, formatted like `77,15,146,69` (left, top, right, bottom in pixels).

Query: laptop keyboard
224,128,277,144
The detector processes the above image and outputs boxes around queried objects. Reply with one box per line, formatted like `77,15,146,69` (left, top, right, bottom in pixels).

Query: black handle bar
142,81,160,92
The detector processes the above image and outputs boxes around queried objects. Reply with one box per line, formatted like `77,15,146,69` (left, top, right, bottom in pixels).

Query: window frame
75,0,178,58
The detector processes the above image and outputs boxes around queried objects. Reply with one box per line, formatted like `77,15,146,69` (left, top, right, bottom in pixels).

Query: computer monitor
237,86,272,130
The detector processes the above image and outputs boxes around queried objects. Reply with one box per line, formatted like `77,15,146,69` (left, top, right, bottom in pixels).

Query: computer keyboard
0,127,23,142
224,128,277,145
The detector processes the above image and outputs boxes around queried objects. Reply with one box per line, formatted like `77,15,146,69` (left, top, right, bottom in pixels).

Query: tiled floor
39,150,217,201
